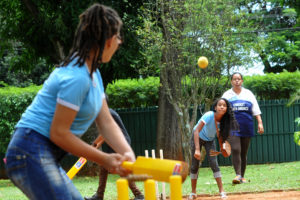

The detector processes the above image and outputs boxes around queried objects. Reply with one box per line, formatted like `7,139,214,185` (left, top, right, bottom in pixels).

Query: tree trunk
156,69,183,161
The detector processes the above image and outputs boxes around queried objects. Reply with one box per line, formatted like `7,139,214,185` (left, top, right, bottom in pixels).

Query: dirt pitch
180,190,300,200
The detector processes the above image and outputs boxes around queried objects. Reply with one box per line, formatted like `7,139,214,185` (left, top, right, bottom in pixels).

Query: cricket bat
122,156,189,183
67,136,104,179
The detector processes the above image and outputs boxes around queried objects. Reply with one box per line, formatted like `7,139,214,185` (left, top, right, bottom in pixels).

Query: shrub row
0,93,36,154
106,76,160,108
106,71,300,108
244,71,300,100
0,85,42,153
0,71,299,154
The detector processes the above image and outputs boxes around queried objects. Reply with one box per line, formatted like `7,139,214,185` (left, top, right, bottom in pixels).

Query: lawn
0,161,299,199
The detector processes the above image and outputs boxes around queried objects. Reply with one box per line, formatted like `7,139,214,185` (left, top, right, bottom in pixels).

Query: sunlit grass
1,161,299,199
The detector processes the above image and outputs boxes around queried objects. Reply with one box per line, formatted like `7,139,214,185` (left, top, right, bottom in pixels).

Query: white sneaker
220,192,227,199
188,193,197,200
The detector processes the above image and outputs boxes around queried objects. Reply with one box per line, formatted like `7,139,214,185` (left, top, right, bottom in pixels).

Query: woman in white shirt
222,72,264,184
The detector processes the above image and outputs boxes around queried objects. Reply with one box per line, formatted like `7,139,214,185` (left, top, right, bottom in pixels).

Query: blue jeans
5,128,83,200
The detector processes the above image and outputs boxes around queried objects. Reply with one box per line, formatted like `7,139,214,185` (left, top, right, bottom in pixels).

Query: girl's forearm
194,131,200,150
95,101,135,159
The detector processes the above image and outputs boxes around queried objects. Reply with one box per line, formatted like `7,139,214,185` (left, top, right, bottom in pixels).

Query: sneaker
188,193,197,200
240,177,247,183
134,194,144,200
220,192,227,199
84,193,103,200
232,175,242,184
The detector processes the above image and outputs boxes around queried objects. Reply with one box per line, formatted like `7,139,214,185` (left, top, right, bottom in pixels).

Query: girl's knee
208,156,218,166
213,171,222,178
231,147,241,154
190,172,198,180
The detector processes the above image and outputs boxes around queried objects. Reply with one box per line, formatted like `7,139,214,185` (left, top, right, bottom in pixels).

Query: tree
239,0,300,73
138,0,257,162
0,0,147,86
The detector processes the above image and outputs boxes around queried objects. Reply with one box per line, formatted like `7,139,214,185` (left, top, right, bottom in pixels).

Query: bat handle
122,161,134,171
93,135,104,148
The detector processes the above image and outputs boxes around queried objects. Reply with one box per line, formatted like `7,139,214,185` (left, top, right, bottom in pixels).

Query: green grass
1,161,299,199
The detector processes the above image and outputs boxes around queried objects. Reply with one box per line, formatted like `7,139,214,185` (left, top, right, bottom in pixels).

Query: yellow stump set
116,179,129,200
117,156,187,200
117,175,182,200
121,156,188,183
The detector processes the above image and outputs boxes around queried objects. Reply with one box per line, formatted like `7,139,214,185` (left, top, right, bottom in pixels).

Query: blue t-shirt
16,59,105,138
193,111,218,141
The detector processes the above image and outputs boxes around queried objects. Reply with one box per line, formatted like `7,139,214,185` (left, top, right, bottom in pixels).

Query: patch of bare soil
181,190,300,200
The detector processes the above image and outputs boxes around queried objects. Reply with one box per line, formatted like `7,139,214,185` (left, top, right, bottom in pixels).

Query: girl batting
5,4,134,200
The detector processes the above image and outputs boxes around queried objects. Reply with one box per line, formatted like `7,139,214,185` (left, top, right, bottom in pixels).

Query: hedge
244,71,300,100
106,77,160,108
105,71,300,108
0,94,37,154
0,71,299,154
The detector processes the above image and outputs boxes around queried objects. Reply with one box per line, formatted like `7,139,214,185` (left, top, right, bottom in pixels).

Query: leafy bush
106,71,300,108
106,77,160,108
0,94,37,154
294,118,300,146
0,84,42,95
0,71,299,153
0,85,40,153
244,71,300,100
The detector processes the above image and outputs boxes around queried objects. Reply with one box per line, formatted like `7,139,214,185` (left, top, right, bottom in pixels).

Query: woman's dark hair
231,72,243,80
61,3,122,76
212,98,239,141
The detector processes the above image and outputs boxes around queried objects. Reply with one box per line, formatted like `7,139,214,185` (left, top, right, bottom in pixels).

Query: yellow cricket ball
197,56,208,69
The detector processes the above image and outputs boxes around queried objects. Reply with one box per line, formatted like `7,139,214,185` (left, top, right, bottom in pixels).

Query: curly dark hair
212,98,239,141
61,3,122,76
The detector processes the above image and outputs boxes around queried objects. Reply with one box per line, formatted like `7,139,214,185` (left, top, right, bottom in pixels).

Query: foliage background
0,0,299,160
0,0,150,87
0,86,40,154
0,72,299,154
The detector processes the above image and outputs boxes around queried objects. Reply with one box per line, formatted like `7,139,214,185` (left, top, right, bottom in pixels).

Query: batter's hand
123,151,135,162
118,151,136,176
102,153,127,176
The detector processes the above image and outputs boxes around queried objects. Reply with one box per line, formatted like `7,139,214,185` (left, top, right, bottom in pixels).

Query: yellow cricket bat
122,156,189,183
67,136,104,179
